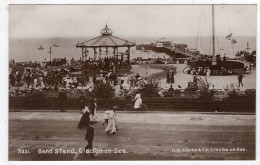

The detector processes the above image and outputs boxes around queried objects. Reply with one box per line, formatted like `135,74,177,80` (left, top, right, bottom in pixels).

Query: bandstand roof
76,24,136,48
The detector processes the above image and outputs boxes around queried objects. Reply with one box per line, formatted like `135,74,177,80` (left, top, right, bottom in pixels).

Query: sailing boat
183,5,245,76
38,44,44,50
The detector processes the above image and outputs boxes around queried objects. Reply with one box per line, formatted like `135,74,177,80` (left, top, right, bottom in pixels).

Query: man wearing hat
58,89,67,112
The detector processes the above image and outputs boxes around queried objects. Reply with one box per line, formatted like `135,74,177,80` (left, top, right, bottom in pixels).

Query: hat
135,94,141,99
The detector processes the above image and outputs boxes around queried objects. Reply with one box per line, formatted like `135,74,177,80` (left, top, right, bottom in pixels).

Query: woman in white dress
121,74,128,89
38,76,45,88
105,109,117,134
33,77,38,88
134,94,142,111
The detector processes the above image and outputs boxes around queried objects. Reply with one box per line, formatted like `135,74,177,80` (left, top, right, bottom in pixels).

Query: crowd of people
83,56,130,71
183,66,212,76
9,58,89,89
184,65,251,76
183,53,253,76
9,56,133,92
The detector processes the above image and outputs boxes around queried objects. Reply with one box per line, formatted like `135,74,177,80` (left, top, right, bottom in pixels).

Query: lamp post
48,46,52,62
48,44,60,62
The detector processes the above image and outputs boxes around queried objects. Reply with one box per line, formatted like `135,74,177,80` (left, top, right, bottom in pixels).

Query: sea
9,36,256,62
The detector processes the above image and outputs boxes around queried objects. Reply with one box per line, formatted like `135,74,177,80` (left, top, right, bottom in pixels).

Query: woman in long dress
121,74,128,89
89,98,98,123
134,94,142,111
105,110,117,134
78,105,90,128
38,76,45,88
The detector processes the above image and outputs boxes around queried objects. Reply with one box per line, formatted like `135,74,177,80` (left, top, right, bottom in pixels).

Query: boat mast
212,4,215,61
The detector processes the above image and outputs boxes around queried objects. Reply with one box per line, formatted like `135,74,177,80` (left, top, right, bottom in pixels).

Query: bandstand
76,24,136,72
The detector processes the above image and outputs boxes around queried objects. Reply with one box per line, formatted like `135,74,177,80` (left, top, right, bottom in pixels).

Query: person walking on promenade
89,98,98,123
105,106,118,134
58,89,67,112
78,105,90,128
84,122,94,158
238,74,244,87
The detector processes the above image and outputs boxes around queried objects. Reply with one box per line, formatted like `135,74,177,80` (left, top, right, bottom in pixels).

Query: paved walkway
131,64,256,90
9,112,255,160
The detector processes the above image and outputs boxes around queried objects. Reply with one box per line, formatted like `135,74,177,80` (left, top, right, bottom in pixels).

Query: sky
9,5,257,39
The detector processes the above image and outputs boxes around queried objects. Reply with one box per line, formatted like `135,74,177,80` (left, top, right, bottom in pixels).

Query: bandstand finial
101,23,113,36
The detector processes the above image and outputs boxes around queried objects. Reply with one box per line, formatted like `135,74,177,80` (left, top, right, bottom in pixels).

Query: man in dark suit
85,122,94,158
58,89,67,112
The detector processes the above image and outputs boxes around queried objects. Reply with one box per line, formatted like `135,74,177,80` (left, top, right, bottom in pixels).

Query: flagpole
212,4,215,61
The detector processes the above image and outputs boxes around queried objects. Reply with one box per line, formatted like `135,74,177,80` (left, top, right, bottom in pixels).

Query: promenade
9,112,255,160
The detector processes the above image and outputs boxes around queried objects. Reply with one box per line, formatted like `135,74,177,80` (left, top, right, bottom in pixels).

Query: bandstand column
94,47,97,61
116,47,119,59
113,47,116,59
84,48,88,62
81,47,84,62
127,46,130,64
99,47,102,59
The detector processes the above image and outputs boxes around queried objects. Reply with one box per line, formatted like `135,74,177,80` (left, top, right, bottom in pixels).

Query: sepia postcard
1,1,258,164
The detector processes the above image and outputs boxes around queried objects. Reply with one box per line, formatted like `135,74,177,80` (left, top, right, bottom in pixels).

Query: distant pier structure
136,38,203,59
